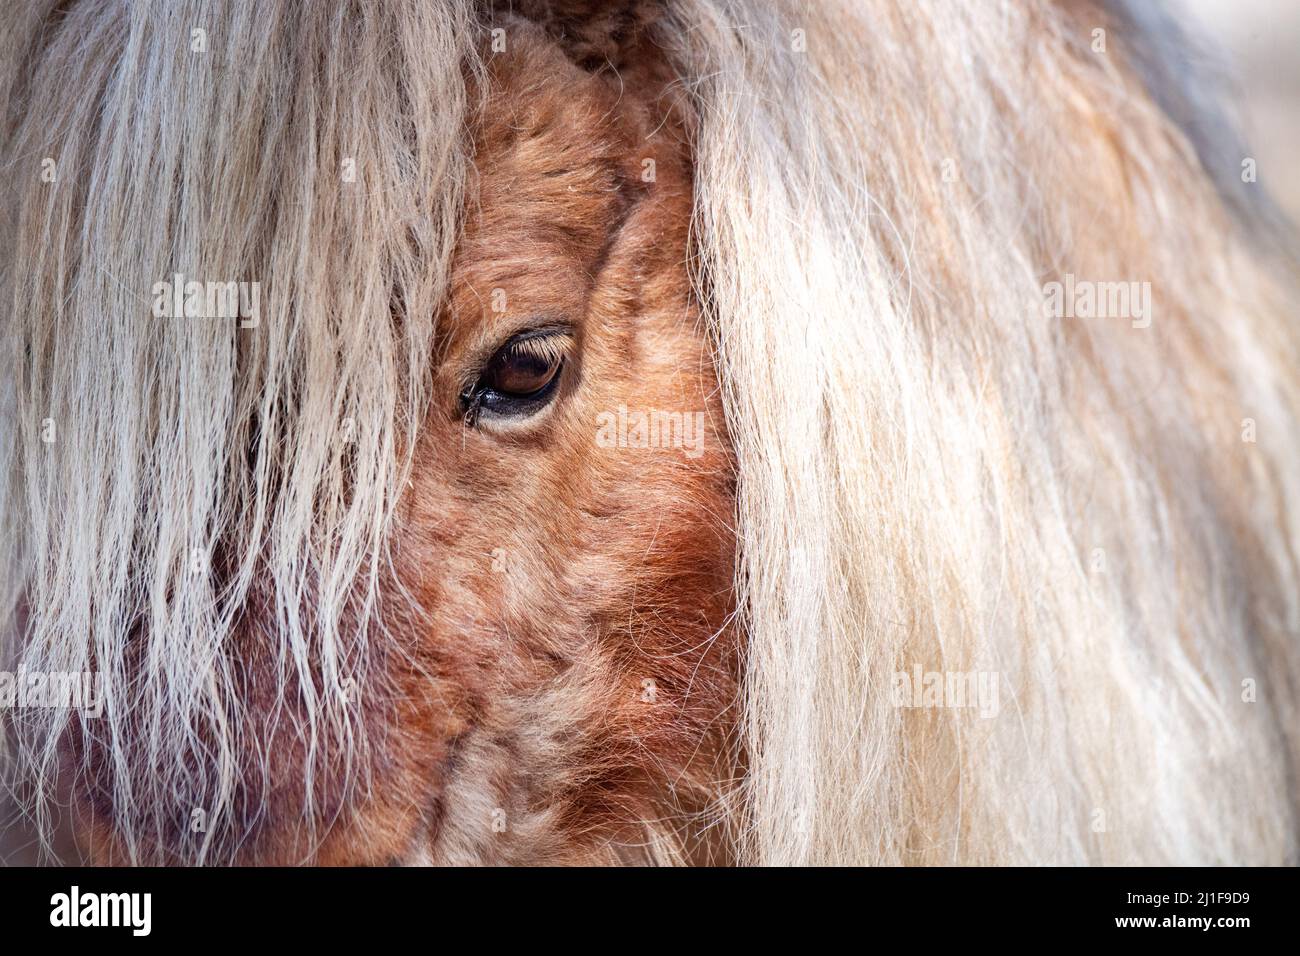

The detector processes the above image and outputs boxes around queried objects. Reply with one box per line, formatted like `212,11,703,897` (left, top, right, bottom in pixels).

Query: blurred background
1182,0,1300,220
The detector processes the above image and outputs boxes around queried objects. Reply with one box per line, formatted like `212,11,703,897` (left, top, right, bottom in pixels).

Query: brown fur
394,20,738,865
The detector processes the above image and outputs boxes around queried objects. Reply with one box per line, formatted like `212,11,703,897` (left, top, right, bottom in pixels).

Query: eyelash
505,333,568,366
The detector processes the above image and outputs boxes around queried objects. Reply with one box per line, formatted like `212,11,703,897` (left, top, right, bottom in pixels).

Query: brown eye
482,340,561,396
462,329,570,423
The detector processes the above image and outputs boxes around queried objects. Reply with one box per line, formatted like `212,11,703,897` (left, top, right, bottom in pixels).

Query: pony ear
487,0,667,70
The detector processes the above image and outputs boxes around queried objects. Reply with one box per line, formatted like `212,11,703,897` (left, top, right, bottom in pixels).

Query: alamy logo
151,272,260,327
1042,273,1151,329
0,669,102,717
595,405,705,459
50,886,151,936
892,666,1001,718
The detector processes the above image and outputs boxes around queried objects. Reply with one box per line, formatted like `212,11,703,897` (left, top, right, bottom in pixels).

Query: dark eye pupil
483,348,559,396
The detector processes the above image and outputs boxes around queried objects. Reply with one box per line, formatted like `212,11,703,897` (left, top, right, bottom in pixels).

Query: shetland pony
2,0,1298,865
